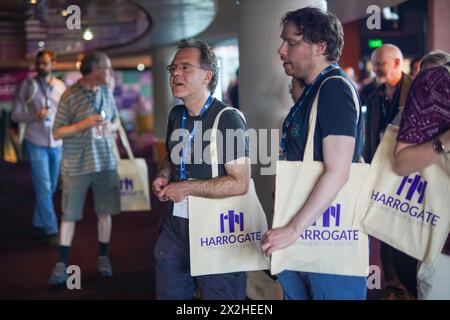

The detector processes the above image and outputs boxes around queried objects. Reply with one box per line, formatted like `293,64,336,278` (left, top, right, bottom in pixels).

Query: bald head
372,44,403,62
371,44,404,85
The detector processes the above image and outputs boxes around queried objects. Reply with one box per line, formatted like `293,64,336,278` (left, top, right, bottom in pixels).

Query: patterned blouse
397,65,450,255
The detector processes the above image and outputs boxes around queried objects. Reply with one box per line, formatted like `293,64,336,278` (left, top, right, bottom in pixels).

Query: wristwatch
433,136,447,154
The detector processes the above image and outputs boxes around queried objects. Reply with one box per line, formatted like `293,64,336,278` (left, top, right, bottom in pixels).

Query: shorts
61,170,120,221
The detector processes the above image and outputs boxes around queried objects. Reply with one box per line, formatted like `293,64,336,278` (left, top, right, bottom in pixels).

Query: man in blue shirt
261,7,366,300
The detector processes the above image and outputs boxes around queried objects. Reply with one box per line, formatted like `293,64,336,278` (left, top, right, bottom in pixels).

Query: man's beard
375,75,387,84
37,70,50,78
296,62,315,83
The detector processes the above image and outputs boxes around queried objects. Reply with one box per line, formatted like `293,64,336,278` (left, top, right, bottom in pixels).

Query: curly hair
282,7,344,62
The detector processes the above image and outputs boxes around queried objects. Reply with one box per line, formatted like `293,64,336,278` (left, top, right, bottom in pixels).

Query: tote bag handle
209,107,246,178
304,76,360,163
114,121,135,161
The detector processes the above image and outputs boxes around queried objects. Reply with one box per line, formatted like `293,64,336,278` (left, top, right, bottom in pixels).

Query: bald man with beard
364,44,417,300
363,44,412,162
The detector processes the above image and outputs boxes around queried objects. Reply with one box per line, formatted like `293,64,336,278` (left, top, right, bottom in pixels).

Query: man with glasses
12,50,66,247
152,39,250,299
48,51,121,285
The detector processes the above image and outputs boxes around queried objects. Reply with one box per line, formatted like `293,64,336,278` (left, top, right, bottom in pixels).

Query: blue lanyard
37,77,54,108
81,85,104,114
179,95,214,180
279,63,340,157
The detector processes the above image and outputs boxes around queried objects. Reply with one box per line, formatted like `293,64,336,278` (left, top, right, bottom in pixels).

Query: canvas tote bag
354,124,450,266
115,123,151,211
188,107,270,276
271,76,370,276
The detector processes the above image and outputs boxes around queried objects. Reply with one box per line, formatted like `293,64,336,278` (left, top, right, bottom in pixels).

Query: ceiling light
137,63,145,71
83,28,94,41
382,7,399,21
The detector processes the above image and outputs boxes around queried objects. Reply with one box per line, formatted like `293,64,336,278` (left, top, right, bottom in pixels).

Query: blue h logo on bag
396,174,427,204
312,204,341,228
120,177,134,191
220,210,244,233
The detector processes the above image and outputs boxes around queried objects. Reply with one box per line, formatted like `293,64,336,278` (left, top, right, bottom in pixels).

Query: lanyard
37,77,54,108
81,85,104,114
179,95,214,180
279,63,340,157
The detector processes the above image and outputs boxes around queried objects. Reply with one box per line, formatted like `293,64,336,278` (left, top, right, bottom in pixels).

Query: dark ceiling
0,0,409,66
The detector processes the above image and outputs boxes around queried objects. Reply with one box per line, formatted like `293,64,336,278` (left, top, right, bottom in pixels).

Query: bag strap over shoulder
210,107,246,178
25,77,38,107
18,78,39,148
304,76,360,163
115,121,135,161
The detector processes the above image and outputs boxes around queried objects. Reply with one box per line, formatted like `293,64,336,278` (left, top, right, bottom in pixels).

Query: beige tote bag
354,124,450,266
116,123,151,211
188,107,270,276
271,76,370,276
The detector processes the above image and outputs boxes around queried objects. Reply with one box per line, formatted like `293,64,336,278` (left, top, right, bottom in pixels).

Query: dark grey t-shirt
163,99,249,249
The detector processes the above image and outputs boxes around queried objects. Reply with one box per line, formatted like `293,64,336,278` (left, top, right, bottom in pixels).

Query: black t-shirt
163,98,249,248
284,68,363,162
375,78,402,134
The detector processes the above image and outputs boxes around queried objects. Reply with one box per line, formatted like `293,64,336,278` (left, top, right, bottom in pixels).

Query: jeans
278,270,367,300
25,140,61,235
417,253,450,300
154,229,247,300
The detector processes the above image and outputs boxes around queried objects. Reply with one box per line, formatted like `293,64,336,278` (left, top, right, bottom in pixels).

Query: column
238,0,327,220
151,45,178,161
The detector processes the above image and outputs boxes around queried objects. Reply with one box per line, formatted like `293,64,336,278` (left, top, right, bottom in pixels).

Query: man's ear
315,41,327,57
204,69,213,86
394,58,401,68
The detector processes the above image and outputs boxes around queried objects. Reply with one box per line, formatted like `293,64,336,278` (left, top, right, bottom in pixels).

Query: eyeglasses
166,63,205,74
97,65,113,70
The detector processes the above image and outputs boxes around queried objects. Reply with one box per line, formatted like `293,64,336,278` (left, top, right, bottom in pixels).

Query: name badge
173,198,189,219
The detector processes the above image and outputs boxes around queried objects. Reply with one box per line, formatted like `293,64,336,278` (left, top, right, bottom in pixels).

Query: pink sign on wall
0,70,31,102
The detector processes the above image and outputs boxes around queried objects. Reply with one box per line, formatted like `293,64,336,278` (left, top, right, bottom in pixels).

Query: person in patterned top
394,51,450,300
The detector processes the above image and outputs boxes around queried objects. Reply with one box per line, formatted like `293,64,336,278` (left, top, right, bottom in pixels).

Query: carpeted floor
0,134,386,300
0,135,168,300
